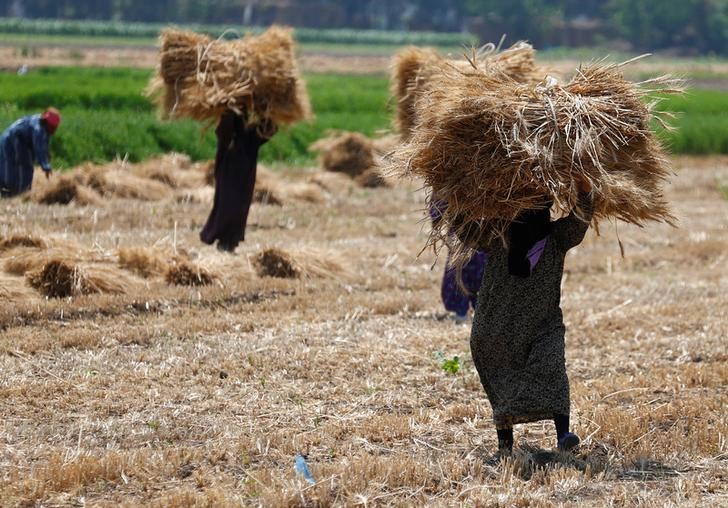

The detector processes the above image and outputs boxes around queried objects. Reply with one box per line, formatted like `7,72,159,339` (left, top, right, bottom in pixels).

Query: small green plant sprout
434,351,461,375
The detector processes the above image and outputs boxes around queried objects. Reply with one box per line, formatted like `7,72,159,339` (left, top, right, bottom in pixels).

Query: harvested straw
391,47,442,139
0,273,37,302
391,42,544,139
203,161,216,186
0,234,46,252
356,168,391,188
32,175,101,206
83,165,171,201
254,167,285,206
149,26,311,126
118,247,171,278
309,171,355,193
165,260,215,286
310,132,375,177
255,248,299,278
27,260,129,298
4,243,97,276
284,183,326,204
390,59,680,260
131,153,205,189
254,247,347,280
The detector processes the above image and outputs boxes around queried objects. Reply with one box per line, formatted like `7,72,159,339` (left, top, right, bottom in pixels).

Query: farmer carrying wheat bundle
0,108,61,198
390,50,679,457
148,25,311,252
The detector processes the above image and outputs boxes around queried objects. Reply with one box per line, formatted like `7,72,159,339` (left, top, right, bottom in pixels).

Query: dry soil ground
0,155,725,506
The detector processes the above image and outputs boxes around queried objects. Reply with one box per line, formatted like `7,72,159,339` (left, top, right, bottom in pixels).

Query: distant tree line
2,0,728,55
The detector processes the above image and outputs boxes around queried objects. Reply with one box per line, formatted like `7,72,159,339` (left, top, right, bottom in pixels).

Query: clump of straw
148,26,311,126
27,260,129,298
356,168,391,188
255,248,300,279
0,234,46,252
81,165,171,201
32,175,101,206
165,260,215,286
254,247,348,280
118,247,171,278
389,58,682,261
310,132,376,177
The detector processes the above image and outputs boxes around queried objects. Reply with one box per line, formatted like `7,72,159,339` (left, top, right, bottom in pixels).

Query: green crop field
0,67,726,169
0,68,392,168
0,17,477,50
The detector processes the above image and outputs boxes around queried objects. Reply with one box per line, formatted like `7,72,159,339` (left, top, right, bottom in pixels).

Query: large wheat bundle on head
148,25,311,126
392,47,442,137
392,42,544,139
390,59,681,259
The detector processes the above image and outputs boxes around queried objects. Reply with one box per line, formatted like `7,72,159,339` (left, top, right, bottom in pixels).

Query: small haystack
131,153,206,190
310,132,376,177
4,243,97,276
390,60,681,259
355,168,391,189
31,175,101,206
0,234,46,252
254,247,347,280
284,183,326,204
254,167,285,206
165,260,216,286
308,171,355,193
0,273,38,302
81,165,171,201
118,247,171,278
254,248,300,278
148,26,311,126
27,260,129,298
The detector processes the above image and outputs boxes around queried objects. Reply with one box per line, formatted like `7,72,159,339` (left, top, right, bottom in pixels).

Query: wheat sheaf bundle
390,57,682,260
392,42,544,138
148,25,311,125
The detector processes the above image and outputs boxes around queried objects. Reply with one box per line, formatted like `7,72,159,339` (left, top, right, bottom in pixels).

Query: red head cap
41,107,61,135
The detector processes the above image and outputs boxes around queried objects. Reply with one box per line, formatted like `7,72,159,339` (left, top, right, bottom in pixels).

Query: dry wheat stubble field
0,154,726,507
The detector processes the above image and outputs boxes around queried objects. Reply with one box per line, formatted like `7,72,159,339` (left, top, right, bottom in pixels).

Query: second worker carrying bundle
390,46,682,261
148,26,312,252
149,25,311,128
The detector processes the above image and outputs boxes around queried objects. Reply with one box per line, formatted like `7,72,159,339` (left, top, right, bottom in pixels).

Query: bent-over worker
0,108,61,198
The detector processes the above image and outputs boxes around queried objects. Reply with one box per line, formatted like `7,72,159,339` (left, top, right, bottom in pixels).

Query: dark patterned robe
470,192,593,428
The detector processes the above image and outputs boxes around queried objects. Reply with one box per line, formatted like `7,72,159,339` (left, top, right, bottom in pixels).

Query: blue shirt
0,115,52,196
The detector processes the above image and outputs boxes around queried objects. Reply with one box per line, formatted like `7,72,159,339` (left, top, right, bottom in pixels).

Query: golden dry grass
0,156,725,506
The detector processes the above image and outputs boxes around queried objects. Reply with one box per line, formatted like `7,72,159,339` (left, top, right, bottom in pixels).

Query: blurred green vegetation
0,68,392,168
0,67,726,169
